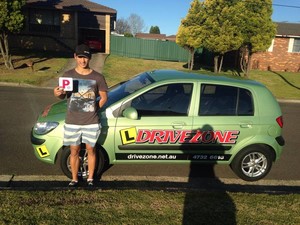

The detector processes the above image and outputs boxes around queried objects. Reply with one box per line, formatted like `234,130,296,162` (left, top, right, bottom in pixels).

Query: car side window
199,84,254,116
237,88,254,116
131,83,193,116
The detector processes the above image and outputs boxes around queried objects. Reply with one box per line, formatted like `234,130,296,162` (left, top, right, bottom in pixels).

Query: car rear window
199,84,254,116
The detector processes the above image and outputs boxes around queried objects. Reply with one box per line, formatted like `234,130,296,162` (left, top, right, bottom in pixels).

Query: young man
54,44,108,187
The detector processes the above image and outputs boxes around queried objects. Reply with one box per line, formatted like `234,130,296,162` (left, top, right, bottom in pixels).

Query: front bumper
31,132,45,145
31,130,63,164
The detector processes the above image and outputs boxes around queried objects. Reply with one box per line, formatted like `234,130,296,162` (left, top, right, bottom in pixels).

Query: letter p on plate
59,77,73,91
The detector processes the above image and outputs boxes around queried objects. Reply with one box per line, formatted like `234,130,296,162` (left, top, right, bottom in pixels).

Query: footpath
1,174,300,193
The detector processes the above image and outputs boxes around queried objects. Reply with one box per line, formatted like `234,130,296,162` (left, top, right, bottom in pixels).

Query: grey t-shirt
63,69,108,125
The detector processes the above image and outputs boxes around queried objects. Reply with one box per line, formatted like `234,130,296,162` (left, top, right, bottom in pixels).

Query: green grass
0,49,68,85
0,190,299,224
251,70,300,100
1,50,300,99
102,54,186,86
103,55,300,100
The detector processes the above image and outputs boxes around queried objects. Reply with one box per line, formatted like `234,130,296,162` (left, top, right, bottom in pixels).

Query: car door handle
172,122,186,129
240,123,252,128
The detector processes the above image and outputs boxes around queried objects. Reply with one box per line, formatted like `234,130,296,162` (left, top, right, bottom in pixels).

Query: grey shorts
63,124,101,147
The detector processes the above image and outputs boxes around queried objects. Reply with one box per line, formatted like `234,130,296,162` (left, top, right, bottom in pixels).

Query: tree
176,0,205,70
116,14,146,37
149,26,160,34
127,13,146,36
178,0,275,76
124,32,134,37
238,0,276,77
202,0,243,73
115,18,131,35
0,0,25,69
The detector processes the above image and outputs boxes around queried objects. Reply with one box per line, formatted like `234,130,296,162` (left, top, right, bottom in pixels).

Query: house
135,33,167,41
165,35,176,42
252,22,300,72
9,0,117,54
135,33,176,42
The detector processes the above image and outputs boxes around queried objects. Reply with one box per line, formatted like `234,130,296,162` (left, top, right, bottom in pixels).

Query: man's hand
54,86,66,99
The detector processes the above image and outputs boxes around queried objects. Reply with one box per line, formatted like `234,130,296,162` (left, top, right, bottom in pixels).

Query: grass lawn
103,55,300,100
0,49,68,85
0,189,299,224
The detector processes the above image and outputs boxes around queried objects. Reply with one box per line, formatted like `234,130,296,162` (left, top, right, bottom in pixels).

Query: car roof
147,69,264,88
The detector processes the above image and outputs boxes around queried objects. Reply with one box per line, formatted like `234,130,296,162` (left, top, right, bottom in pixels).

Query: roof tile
276,22,300,36
25,0,116,13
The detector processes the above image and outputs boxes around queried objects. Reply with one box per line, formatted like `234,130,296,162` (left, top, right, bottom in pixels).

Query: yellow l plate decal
36,145,50,158
120,127,137,145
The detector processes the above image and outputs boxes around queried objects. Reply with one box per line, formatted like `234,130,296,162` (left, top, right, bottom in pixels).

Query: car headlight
33,122,59,135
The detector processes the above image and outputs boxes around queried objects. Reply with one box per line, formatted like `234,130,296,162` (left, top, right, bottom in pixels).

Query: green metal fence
110,35,189,62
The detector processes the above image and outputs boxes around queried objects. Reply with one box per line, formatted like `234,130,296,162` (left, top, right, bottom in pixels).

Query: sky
95,0,300,36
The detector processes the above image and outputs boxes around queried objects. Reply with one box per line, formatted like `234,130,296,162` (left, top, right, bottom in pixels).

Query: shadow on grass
271,70,300,90
180,124,236,224
183,164,236,225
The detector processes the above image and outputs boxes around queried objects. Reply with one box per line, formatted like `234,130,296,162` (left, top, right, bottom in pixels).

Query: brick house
252,22,300,72
10,0,116,54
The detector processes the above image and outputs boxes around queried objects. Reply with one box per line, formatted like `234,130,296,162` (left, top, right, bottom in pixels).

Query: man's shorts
63,124,101,147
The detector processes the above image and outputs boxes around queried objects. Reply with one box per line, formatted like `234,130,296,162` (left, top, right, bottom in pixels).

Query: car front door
113,83,196,162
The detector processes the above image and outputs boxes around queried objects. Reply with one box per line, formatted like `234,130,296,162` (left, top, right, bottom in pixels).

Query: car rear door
191,83,259,163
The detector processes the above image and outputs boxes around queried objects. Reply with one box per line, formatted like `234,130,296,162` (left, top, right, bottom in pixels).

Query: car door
191,83,259,163
113,83,195,161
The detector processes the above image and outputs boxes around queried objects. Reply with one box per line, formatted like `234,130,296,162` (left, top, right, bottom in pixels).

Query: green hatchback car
31,70,285,181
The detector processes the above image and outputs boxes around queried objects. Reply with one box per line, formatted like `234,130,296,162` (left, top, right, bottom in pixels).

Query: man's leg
70,145,81,182
86,143,96,180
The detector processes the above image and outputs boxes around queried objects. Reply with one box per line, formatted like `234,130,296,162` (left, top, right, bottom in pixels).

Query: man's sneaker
68,180,78,187
87,179,94,186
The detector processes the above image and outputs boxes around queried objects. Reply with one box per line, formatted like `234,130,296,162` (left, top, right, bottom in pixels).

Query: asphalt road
0,85,300,182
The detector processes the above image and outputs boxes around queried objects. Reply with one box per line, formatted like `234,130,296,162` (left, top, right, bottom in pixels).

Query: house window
62,14,71,23
292,38,300,52
29,9,60,33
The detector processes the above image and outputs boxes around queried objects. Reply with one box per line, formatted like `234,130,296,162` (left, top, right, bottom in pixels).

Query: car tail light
276,116,283,128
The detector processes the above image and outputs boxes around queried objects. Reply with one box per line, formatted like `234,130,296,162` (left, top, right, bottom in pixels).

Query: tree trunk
245,51,252,78
218,54,224,73
191,49,195,70
188,48,195,70
187,48,192,70
0,31,14,69
214,55,219,73
239,47,246,74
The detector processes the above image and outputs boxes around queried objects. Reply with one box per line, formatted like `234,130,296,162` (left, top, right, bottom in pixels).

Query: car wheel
230,146,273,181
60,146,105,180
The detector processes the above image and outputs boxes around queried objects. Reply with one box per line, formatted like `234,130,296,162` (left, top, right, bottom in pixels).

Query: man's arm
98,90,108,108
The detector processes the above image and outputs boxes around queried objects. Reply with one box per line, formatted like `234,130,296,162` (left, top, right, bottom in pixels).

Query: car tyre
60,146,105,180
230,145,273,181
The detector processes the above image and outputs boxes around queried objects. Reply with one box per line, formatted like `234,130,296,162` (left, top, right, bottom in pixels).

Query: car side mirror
122,107,138,120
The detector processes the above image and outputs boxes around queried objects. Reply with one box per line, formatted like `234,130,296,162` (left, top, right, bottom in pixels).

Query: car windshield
104,72,155,107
